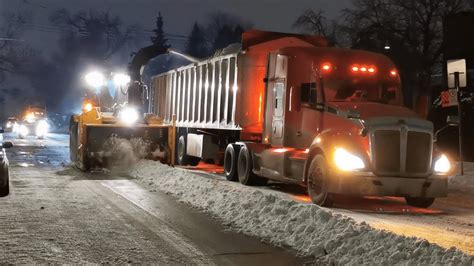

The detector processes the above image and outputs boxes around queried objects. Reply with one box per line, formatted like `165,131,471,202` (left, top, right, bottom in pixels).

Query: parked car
0,128,13,196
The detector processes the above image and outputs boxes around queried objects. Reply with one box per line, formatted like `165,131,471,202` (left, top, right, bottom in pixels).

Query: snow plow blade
80,124,172,171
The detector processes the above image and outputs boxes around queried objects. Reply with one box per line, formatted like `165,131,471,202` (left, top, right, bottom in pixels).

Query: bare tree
0,12,36,82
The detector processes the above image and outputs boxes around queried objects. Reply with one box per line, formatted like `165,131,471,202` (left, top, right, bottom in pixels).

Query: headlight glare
19,125,29,136
113,73,131,86
119,107,139,125
36,120,49,136
434,154,450,173
334,147,365,171
85,71,105,88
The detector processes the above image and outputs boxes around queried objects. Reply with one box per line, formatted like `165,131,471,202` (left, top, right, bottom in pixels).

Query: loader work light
113,73,131,86
85,71,105,88
119,107,140,125
334,147,365,171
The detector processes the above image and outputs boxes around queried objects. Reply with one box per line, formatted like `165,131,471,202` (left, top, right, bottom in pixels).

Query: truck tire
69,116,78,163
0,169,9,197
224,144,239,181
177,135,200,166
237,145,267,186
307,155,332,207
405,197,435,208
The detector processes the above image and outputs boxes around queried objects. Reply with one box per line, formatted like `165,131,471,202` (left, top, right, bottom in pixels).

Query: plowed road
0,133,305,264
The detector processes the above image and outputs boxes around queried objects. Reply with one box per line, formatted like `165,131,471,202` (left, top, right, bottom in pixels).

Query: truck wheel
224,144,238,181
69,116,78,163
237,145,267,186
405,197,435,208
0,169,9,197
307,155,332,207
177,135,200,166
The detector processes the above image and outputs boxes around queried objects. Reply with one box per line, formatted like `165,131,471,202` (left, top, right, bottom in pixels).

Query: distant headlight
434,154,451,173
119,107,139,125
36,120,49,136
6,122,12,128
334,147,365,171
19,125,29,136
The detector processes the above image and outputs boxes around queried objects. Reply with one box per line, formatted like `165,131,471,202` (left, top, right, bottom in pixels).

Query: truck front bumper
327,171,448,198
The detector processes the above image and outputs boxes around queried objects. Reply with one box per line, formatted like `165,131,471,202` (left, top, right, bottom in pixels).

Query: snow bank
131,161,473,265
449,162,474,195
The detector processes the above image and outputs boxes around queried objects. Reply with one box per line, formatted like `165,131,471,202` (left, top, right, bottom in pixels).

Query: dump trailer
149,30,451,208
69,46,176,171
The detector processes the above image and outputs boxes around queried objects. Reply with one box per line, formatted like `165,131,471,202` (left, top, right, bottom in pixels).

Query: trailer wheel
307,155,332,207
177,135,200,166
224,144,239,181
404,197,435,208
237,145,267,186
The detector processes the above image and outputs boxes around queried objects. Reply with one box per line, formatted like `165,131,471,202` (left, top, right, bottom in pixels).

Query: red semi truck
149,31,451,207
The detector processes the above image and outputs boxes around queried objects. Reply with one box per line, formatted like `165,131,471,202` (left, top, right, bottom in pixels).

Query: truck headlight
334,147,365,171
119,107,139,125
434,154,450,173
19,125,29,136
36,120,49,136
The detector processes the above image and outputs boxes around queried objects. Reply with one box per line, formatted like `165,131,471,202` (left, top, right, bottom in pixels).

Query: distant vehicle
0,128,13,197
4,117,17,133
16,107,49,139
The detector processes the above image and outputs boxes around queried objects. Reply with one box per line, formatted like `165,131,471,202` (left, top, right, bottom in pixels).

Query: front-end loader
69,46,176,171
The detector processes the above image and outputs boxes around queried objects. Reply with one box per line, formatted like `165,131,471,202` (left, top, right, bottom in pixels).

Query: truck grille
372,129,432,177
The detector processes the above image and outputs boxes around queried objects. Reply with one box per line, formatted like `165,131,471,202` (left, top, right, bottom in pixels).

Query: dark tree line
293,0,466,107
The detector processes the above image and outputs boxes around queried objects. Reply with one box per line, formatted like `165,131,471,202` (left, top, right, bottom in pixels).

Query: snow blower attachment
70,107,175,171
69,45,177,171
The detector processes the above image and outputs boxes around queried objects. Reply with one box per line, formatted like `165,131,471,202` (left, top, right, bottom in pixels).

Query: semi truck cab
251,46,450,207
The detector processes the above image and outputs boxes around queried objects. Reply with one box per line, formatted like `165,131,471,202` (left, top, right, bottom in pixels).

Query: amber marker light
321,62,332,72
390,70,398,76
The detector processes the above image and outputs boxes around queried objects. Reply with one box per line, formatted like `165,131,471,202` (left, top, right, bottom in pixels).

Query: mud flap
84,124,170,169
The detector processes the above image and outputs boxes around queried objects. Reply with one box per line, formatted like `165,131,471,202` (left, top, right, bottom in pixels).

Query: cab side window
301,82,317,106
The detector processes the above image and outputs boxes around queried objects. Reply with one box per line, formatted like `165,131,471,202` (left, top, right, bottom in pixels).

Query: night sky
1,0,352,52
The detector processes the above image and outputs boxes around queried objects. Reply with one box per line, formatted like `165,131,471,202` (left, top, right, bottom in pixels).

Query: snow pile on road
132,161,473,264
449,162,474,194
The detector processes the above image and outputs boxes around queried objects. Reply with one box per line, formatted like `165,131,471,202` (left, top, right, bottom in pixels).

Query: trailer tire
224,144,239,181
237,145,267,186
307,155,332,207
405,197,435,208
177,135,200,166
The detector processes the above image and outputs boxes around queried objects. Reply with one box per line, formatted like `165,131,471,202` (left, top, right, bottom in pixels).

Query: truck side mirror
447,115,459,126
2,142,13,149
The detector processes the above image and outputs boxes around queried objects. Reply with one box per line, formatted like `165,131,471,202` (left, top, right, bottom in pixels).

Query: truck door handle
296,131,302,137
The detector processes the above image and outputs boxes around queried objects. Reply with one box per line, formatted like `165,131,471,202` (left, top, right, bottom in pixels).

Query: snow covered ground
449,162,474,194
131,161,474,265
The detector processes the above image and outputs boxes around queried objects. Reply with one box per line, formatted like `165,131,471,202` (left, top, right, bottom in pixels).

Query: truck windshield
323,79,401,105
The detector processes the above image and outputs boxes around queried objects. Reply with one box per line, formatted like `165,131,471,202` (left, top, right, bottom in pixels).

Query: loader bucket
84,124,170,169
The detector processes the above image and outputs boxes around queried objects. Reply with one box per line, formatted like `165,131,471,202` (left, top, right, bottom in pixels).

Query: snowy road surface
0,133,304,264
